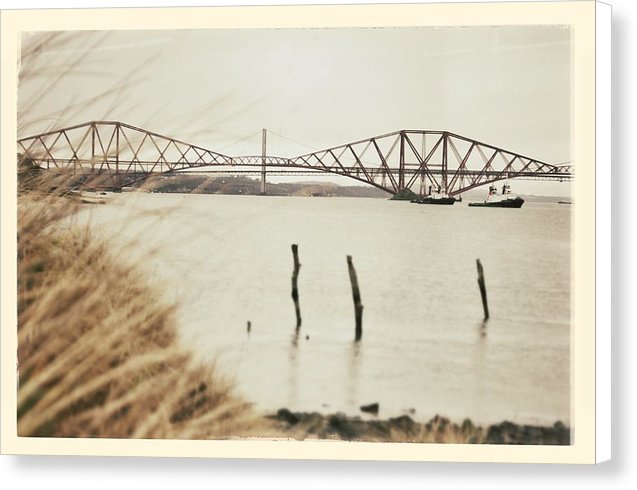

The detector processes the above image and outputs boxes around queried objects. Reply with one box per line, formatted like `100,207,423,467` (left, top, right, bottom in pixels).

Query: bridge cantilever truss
17,121,573,195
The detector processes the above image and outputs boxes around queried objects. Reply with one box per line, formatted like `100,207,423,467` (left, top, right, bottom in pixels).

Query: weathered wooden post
347,255,364,341
291,244,302,331
246,321,251,334
476,259,489,321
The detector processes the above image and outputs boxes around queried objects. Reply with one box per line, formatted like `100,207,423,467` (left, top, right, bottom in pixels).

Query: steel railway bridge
17,121,573,196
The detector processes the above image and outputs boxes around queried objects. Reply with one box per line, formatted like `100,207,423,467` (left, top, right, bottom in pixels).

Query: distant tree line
142,174,389,198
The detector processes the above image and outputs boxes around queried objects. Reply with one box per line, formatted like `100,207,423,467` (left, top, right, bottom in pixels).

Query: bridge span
18,121,573,196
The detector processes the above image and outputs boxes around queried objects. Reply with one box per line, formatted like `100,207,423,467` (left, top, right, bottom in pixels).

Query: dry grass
16,187,262,439
15,31,270,441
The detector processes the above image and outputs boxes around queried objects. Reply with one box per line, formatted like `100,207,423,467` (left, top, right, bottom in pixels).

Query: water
85,193,571,426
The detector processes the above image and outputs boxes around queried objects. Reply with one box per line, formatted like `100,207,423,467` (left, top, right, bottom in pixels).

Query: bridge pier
260,128,267,195
420,132,427,195
260,168,266,194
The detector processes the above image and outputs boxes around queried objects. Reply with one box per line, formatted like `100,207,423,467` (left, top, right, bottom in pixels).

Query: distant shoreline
137,174,571,202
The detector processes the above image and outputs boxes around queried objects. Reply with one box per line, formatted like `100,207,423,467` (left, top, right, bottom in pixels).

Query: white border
595,0,611,464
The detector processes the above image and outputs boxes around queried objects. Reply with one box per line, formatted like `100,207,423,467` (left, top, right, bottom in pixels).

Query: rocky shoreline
268,408,570,445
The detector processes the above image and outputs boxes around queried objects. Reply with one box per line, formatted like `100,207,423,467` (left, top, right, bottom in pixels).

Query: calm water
85,193,571,426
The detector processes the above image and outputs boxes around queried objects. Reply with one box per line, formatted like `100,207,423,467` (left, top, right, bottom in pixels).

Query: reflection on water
86,194,572,426
472,321,488,421
347,342,362,409
287,333,300,408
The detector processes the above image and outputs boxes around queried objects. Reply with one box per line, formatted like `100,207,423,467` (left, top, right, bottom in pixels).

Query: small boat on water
77,191,112,204
411,186,457,205
468,183,524,208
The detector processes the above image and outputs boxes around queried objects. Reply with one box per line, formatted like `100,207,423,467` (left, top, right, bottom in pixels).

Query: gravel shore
268,408,571,445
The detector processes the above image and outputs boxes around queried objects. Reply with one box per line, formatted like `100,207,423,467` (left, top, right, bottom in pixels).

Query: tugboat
468,183,524,208
411,186,456,205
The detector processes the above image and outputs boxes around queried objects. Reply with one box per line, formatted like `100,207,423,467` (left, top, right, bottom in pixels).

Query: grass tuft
17,190,261,439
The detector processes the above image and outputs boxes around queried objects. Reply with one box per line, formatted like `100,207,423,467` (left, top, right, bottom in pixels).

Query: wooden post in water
291,244,302,331
476,259,490,321
347,255,364,341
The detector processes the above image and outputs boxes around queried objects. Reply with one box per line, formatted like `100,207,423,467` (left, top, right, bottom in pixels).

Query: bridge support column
260,128,267,195
398,131,405,191
442,131,448,195
420,133,427,195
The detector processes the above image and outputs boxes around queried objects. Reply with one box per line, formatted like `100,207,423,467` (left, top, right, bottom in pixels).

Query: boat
411,186,457,205
558,200,573,205
412,195,456,205
77,190,112,204
468,183,524,208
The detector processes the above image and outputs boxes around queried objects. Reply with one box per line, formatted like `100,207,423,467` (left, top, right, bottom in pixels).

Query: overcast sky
18,26,572,194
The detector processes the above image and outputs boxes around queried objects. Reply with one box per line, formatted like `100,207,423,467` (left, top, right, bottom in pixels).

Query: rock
485,425,504,444
521,425,543,444
326,412,364,439
499,421,519,443
552,421,570,444
461,418,475,436
298,412,325,434
367,420,391,437
268,409,570,445
553,420,567,432
360,403,379,415
388,415,418,435
481,420,572,445
436,417,450,431
276,408,300,425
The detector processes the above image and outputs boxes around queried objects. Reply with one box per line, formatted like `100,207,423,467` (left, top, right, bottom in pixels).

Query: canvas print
15,19,574,447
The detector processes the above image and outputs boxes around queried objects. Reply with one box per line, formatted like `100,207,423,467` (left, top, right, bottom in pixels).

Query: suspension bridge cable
265,130,320,153
217,130,262,152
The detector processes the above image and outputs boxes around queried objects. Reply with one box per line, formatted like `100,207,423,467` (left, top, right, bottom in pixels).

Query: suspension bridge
17,121,573,196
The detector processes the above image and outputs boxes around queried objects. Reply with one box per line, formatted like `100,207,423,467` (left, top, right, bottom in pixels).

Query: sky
18,25,572,195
